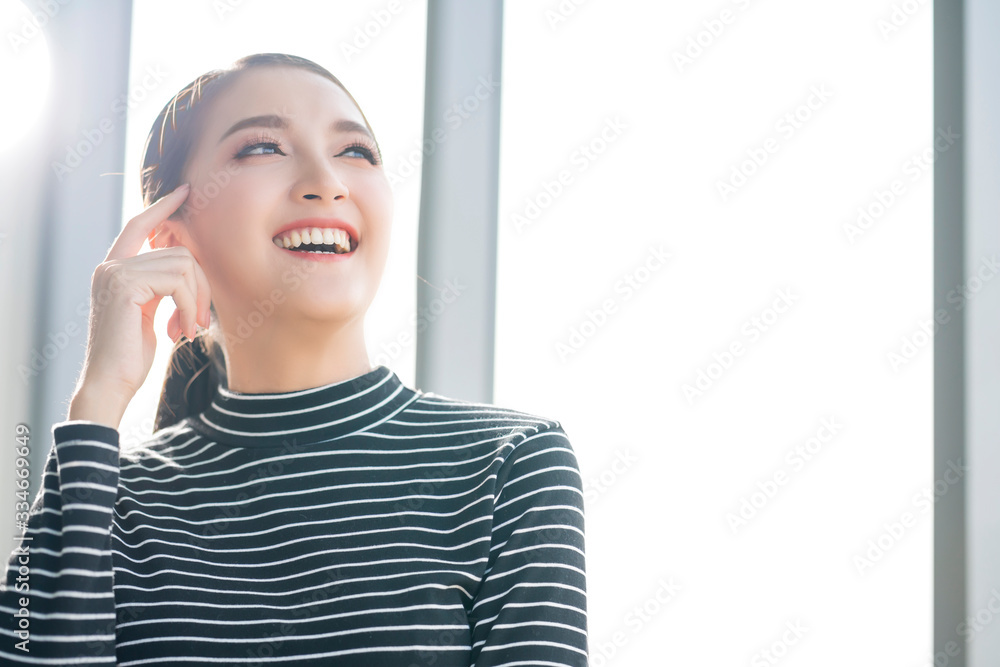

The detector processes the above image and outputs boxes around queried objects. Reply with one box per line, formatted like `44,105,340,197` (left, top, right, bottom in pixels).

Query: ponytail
153,329,227,431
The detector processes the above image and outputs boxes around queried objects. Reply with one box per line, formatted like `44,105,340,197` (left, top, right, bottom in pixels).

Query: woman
1,54,587,665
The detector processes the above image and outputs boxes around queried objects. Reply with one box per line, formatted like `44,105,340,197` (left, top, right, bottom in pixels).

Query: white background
492,2,932,664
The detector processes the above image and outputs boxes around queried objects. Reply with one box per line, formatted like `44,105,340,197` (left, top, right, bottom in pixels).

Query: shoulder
401,390,578,470
404,389,562,437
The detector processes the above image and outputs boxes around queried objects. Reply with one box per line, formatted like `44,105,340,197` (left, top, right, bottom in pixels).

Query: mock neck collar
187,365,419,448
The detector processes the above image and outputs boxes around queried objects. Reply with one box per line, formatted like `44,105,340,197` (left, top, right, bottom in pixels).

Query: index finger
104,183,190,262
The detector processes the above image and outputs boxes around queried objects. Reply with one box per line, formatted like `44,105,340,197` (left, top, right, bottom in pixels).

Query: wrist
67,384,130,431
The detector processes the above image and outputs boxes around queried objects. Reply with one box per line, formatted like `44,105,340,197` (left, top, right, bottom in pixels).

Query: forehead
201,66,366,136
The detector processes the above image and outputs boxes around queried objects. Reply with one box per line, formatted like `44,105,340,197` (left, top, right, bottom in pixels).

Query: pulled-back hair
141,53,378,432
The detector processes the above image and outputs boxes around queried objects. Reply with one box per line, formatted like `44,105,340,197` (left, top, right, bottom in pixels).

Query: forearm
0,422,121,662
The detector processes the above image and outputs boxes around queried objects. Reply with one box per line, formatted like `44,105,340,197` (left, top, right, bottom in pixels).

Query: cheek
366,178,394,231
187,164,250,216
185,167,269,244
364,194,394,262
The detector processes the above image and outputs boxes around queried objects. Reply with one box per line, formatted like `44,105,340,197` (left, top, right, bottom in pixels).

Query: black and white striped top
1,365,588,665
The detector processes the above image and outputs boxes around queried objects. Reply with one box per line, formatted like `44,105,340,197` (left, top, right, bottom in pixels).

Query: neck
215,311,373,394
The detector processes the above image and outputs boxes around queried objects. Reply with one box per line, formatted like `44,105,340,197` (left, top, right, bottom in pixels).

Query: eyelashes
232,133,281,159
344,140,381,164
232,132,381,165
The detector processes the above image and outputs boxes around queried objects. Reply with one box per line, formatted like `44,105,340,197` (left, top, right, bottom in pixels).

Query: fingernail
175,183,190,193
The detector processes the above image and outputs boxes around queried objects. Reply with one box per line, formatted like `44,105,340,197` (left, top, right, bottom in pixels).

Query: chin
291,291,369,324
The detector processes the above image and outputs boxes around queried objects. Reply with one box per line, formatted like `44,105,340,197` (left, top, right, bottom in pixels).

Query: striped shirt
1,365,588,665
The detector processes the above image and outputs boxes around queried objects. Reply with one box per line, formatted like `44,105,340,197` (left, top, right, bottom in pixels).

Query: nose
291,148,349,201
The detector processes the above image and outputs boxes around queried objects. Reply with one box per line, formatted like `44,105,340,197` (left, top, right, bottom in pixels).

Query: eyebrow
217,115,374,144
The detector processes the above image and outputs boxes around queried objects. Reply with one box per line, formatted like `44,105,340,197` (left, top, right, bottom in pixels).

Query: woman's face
162,66,393,337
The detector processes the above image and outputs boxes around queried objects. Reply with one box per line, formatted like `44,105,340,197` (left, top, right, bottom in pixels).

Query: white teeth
273,227,354,253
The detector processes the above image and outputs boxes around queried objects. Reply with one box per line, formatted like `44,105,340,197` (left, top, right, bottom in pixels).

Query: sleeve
469,423,589,666
0,420,121,665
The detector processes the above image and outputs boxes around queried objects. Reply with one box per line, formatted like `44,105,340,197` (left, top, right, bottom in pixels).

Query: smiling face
158,65,393,337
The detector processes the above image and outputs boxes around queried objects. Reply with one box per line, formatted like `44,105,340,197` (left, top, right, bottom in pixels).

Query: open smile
271,217,359,261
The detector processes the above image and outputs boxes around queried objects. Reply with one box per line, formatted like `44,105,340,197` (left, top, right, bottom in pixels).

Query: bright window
495,1,932,662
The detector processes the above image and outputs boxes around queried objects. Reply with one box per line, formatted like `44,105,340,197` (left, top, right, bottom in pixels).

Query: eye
340,140,381,166
233,133,285,159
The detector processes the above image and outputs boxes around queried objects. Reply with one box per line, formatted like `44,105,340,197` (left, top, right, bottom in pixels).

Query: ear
148,219,184,250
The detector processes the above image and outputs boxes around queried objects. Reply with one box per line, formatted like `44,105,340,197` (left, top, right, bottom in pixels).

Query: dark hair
144,53,379,432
